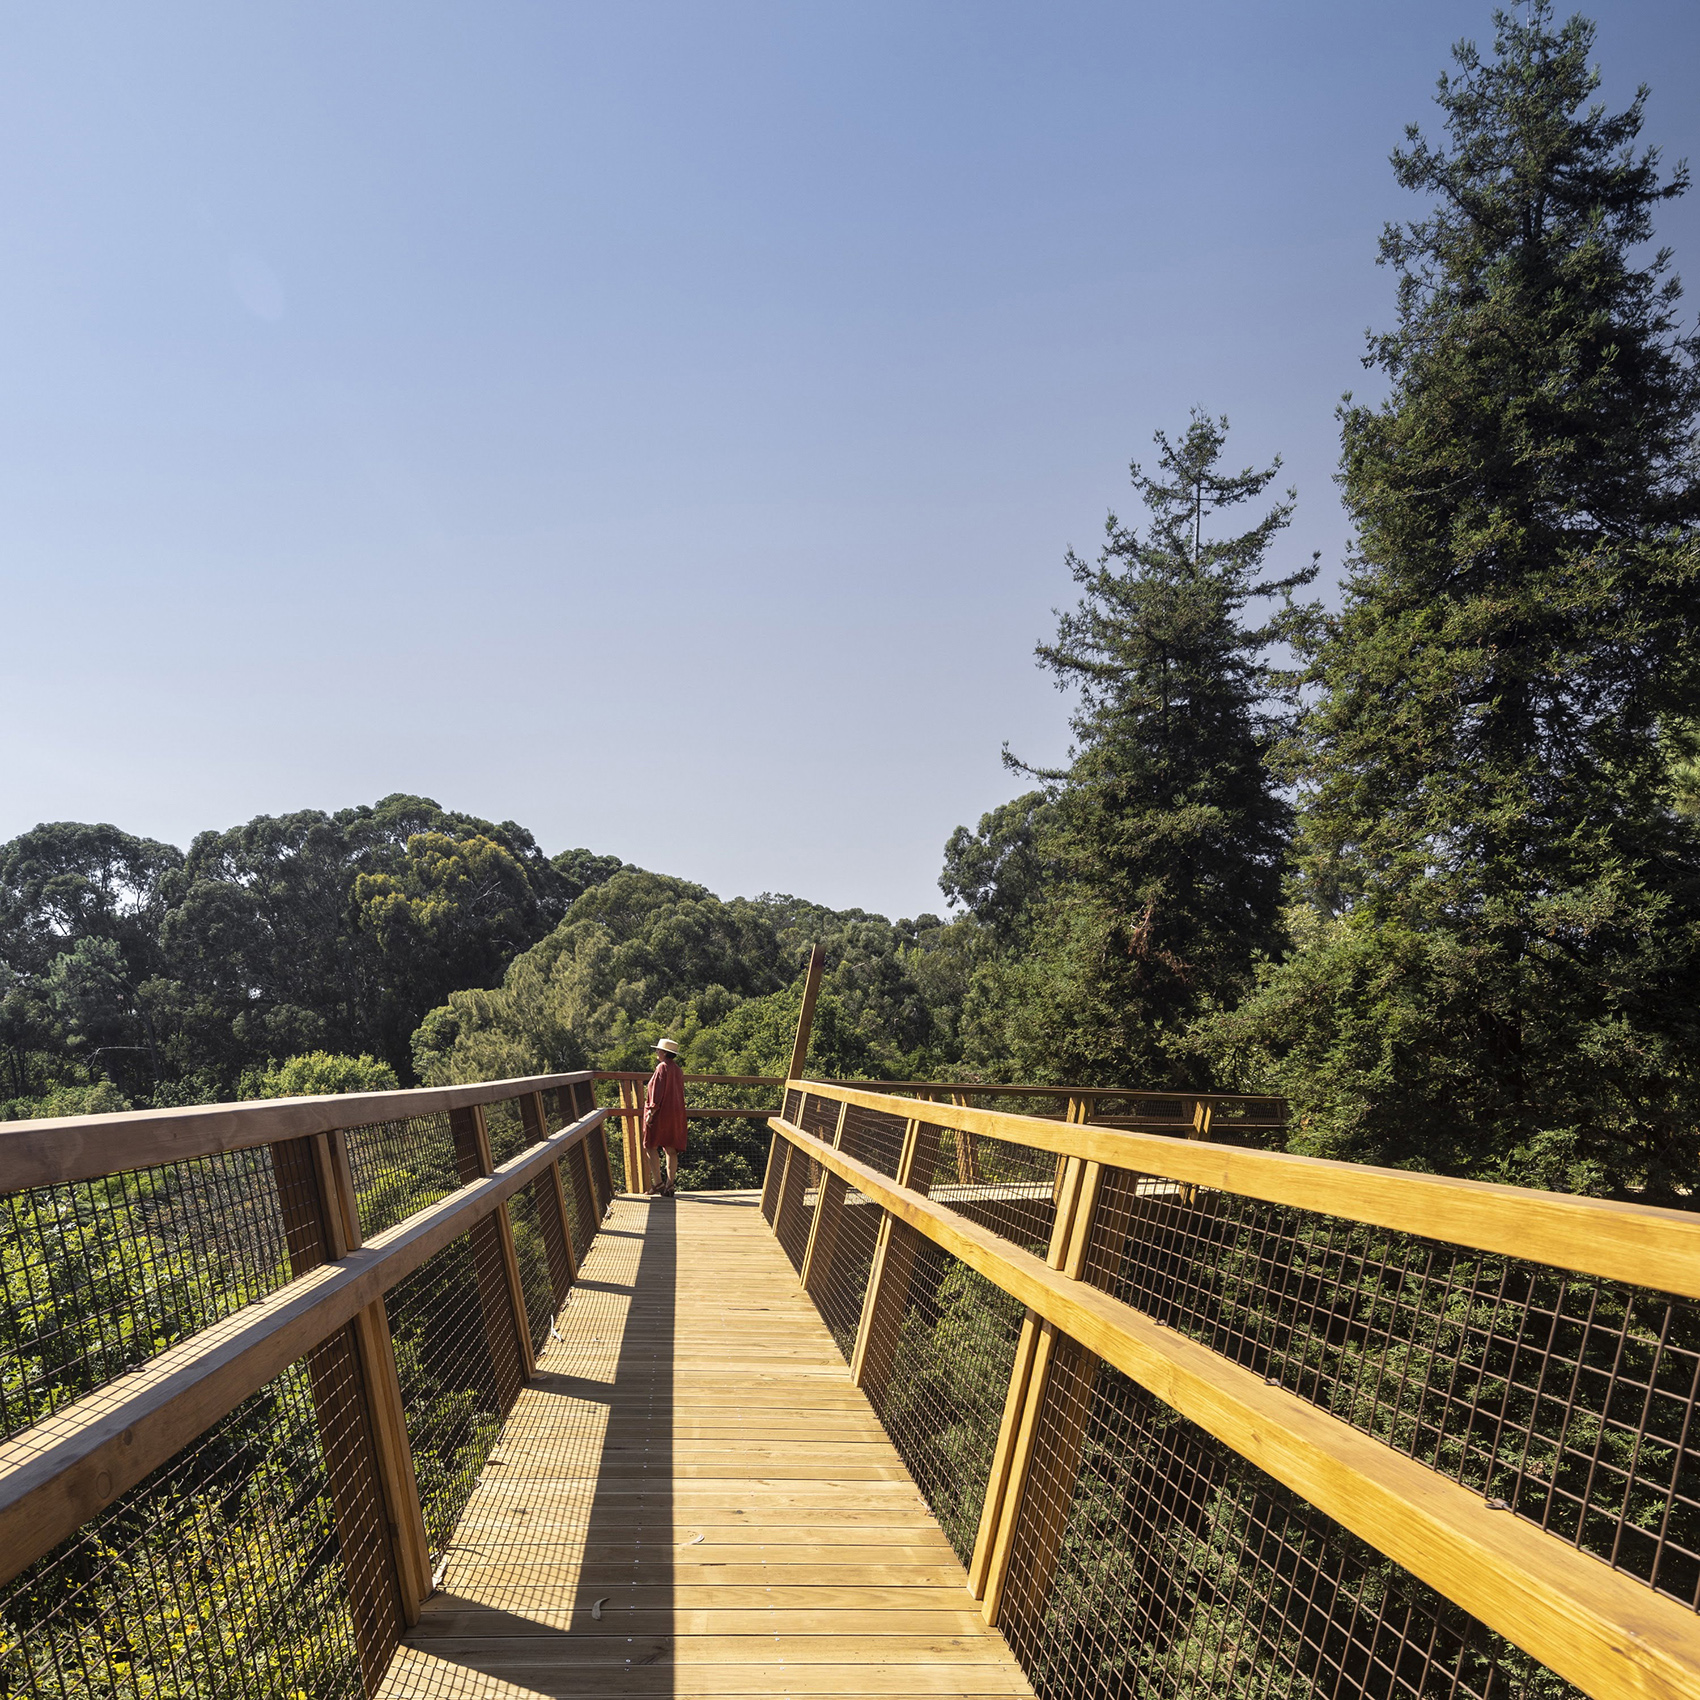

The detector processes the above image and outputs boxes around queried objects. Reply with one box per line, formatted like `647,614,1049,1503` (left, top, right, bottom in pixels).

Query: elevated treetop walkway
2,963,1699,1699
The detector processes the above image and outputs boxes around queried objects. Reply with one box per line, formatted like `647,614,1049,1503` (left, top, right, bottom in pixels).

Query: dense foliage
946,4,1700,1205
1199,3,1700,1199
0,796,626,1113
956,414,1317,1088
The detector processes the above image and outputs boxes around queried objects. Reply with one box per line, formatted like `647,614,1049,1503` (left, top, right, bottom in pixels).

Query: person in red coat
642,1037,687,1196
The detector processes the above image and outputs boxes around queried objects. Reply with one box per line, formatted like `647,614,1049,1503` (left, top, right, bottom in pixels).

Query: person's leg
663,1149,678,1192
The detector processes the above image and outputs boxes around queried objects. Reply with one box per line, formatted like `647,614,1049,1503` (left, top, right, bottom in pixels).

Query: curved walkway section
378,1190,1034,1698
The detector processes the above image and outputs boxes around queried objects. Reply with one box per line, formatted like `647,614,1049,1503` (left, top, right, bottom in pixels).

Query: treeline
0,795,629,1115
0,798,973,1123
7,7,1700,1212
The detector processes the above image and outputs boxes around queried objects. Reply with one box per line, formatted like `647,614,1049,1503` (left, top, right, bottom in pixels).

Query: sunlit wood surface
377,1189,1034,1698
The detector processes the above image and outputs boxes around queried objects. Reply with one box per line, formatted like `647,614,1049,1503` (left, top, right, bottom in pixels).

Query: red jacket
642,1056,687,1151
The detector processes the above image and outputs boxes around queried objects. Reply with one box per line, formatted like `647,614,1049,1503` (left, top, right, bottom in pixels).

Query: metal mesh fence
564,1144,598,1265
1085,1166,1700,1611
0,1148,315,1446
480,1099,528,1168
384,1227,523,1565
858,1220,1026,1563
932,1127,1060,1254
797,1093,841,1143
504,1182,557,1355
0,1334,398,1700
997,1336,1576,1700
840,1102,908,1177
806,1180,884,1361
555,1150,590,1262
584,1125,613,1214
603,1120,627,1195
773,1139,817,1275
341,1112,458,1240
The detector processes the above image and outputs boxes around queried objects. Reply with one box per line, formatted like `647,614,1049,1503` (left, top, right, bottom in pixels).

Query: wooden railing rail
794,1081,1700,1299
594,1068,1284,1194
0,1070,596,1191
763,1083,1700,1700
0,1107,607,1593
0,1075,615,1696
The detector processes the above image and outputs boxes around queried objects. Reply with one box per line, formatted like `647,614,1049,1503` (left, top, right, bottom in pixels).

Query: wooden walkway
379,1190,1035,1699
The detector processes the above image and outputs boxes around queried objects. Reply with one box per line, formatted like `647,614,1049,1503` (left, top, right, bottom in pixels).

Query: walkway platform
378,1190,1035,1698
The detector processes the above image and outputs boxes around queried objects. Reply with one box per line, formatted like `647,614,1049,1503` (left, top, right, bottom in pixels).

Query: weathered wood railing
0,1074,614,1697
763,1081,1700,1700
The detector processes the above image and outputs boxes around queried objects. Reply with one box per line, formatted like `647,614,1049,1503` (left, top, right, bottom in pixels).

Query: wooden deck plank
377,1191,1032,1699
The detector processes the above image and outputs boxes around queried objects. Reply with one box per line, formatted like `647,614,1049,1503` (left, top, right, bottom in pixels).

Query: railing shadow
387,1194,677,1696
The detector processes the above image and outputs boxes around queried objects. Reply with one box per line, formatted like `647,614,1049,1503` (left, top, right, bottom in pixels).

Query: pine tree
977,412,1315,1085
1211,5,1700,1197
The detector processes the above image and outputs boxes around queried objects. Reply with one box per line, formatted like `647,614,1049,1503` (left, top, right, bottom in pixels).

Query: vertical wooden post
968,1154,1089,1598
950,1092,981,1184
267,1134,420,1664
619,1078,650,1195
763,1090,806,1224
787,943,826,1084
978,1159,1105,1626
523,1091,578,1307
850,1116,942,1399
448,1105,532,1397
316,1141,433,1624
565,1080,615,1208
800,1100,851,1292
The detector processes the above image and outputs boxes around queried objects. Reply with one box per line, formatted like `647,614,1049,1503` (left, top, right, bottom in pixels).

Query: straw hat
655,1038,680,1056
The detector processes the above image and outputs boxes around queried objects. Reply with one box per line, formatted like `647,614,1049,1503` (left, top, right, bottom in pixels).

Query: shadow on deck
378,1192,1031,1699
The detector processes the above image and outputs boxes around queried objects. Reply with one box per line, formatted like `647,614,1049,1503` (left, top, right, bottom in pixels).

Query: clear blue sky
3,2,1696,920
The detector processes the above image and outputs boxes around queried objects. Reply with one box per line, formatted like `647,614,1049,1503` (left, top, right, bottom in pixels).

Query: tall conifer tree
975,413,1315,1085
1212,6,1700,1196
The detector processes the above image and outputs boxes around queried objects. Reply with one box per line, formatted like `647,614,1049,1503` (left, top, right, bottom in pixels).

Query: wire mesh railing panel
773,1140,815,1275
860,1221,1026,1562
783,1086,804,1124
384,1228,520,1564
809,1183,885,1362
797,1093,841,1142
341,1111,458,1239
997,1337,1575,1700
930,1127,1059,1254
555,1151,589,1263
565,1144,598,1264
1085,1167,1700,1611
840,1102,909,1178
0,1339,395,1700
1086,1092,1284,1147
586,1129,613,1213
481,1098,528,1167
0,1149,308,1445
604,1121,627,1194
505,1182,557,1355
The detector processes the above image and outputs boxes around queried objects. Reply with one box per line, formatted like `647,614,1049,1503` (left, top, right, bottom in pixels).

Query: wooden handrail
590,1069,1284,1109
0,1071,596,1191
767,1111,1700,1700
0,1106,608,1593
791,1079,1700,1301
817,1079,1285,1108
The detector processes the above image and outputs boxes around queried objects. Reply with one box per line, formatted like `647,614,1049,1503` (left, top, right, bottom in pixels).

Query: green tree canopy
958,413,1316,1086
1206,4,1700,1197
